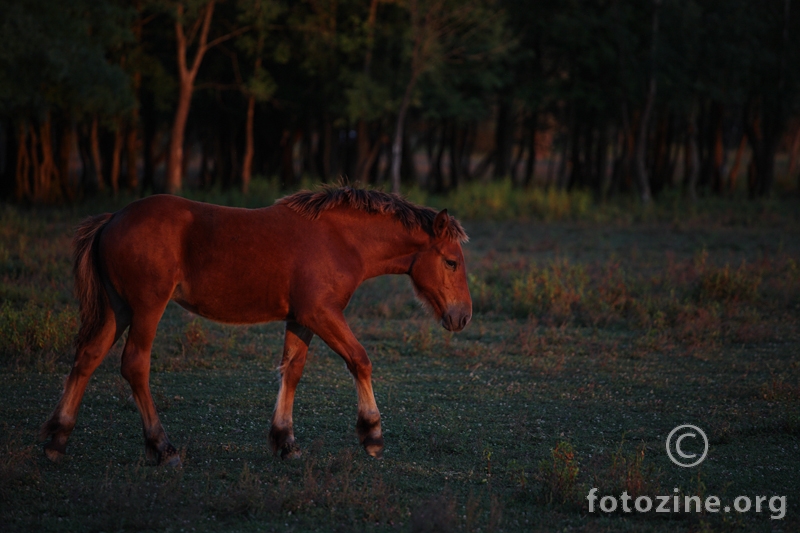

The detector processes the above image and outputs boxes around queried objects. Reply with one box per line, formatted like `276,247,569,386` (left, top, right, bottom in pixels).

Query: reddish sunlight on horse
41,186,472,465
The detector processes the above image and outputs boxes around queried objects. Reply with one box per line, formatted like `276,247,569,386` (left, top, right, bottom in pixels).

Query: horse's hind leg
41,308,124,461
269,321,313,459
121,309,180,466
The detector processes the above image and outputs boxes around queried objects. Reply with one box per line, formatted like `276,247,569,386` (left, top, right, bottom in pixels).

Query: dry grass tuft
538,441,580,505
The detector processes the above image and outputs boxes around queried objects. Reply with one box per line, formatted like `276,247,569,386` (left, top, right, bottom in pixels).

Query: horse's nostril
442,314,453,331
459,314,470,329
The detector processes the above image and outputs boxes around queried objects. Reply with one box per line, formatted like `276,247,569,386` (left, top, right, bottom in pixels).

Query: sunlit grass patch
0,300,76,370
538,441,580,505
436,179,593,221
695,262,762,304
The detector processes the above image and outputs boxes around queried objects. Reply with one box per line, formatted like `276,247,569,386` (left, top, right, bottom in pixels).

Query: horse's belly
172,282,288,325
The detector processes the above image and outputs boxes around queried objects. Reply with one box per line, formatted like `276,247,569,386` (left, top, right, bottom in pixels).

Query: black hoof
356,416,383,458
43,440,66,463
269,425,299,458
147,441,180,467
41,419,70,463
280,441,302,460
362,434,384,458
160,453,182,467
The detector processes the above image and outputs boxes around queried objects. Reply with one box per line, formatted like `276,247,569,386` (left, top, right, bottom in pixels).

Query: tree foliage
1,0,798,203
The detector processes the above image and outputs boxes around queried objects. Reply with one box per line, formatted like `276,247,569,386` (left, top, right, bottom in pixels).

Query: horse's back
98,196,301,324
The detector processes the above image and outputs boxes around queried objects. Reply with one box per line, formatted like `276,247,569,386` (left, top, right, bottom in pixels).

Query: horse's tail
73,213,114,349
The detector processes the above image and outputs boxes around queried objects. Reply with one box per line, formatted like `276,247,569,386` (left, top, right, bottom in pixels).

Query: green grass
1,189,799,531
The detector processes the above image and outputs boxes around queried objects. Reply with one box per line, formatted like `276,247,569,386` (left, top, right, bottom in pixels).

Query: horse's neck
341,214,428,280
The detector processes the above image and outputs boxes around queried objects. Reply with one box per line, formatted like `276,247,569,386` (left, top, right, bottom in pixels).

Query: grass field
1,190,799,532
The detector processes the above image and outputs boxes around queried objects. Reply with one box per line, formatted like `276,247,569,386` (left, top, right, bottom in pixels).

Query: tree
164,0,247,194
390,0,505,193
633,0,661,203
236,0,281,192
0,0,133,202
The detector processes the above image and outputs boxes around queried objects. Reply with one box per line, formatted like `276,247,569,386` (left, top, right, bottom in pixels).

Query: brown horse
41,186,472,465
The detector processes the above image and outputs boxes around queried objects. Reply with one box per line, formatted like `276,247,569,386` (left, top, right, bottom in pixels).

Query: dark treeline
1,0,799,204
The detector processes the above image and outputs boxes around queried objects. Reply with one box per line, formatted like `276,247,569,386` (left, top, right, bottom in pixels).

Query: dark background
1,0,799,203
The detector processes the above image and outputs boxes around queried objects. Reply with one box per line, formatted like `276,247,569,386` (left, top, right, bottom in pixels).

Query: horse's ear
433,209,449,239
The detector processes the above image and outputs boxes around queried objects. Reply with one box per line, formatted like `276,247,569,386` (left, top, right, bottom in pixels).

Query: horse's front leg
269,321,313,459
308,311,384,458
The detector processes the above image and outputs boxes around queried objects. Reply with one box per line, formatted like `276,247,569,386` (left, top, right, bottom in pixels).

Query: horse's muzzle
441,306,472,332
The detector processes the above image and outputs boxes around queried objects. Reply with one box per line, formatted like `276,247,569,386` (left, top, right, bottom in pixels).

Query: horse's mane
277,185,468,243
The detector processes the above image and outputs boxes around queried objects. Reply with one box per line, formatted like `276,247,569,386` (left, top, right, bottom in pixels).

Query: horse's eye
445,259,457,270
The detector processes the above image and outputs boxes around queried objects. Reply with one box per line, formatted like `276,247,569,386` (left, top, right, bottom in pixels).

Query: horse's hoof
160,454,182,467
43,439,66,463
44,446,64,463
362,435,384,459
280,442,302,460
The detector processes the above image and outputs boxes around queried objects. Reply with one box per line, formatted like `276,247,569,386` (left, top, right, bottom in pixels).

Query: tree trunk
510,126,526,185
665,114,679,188
686,109,700,202
166,83,193,193
523,112,538,187
649,112,669,195
357,125,382,183
57,120,74,201
391,73,416,193
166,1,218,194
141,90,156,193
354,120,371,182
556,134,570,190
242,38,264,194
744,103,780,198
401,127,416,185
431,120,446,193
727,134,746,193
634,0,660,203
126,116,138,192
90,116,104,193
449,121,463,188
320,112,332,181
110,118,124,196
242,93,256,194
785,123,800,184
583,114,596,189
709,102,725,194
25,114,59,203
227,125,239,188
567,111,583,189
199,136,211,188
15,122,30,201
594,124,608,197
634,83,655,203
1,123,18,199
127,8,142,193
279,129,295,186
494,94,513,180
461,121,475,182
424,120,435,186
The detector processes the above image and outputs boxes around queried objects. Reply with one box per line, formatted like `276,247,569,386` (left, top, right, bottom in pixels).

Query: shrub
511,261,587,323
696,263,762,303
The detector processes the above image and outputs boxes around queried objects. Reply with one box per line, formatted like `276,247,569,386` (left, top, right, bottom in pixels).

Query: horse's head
410,209,472,332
